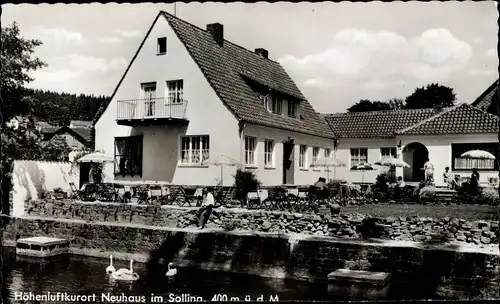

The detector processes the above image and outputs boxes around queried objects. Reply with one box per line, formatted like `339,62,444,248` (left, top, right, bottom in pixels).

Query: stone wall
1,215,498,300
24,199,499,245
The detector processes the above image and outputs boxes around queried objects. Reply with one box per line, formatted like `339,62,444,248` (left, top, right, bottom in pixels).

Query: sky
2,2,498,113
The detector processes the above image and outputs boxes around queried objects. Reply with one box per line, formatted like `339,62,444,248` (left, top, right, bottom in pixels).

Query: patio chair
213,186,231,207
245,188,268,209
69,182,81,199
136,185,150,204
96,183,117,202
114,184,130,203
263,187,289,211
164,185,182,205
178,186,198,207
149,185,163,205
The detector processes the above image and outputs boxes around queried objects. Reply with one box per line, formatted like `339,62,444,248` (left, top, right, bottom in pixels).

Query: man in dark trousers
198,187,215,229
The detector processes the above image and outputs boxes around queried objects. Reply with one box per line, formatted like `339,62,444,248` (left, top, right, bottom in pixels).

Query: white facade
94,16,334,186
334,133,498,185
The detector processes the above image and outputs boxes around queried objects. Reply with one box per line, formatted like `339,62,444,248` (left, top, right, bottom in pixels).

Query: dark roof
323,108,437,138
396,103,499,135
93,11,334,139
70,120,92,128
471,79,498,111
45,126,92,145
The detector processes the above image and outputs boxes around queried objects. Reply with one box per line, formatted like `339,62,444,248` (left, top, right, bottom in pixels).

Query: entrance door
79,163,90,189
283,139,295,184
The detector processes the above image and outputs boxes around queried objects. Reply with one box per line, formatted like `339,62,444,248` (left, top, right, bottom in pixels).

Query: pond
2,247,446,303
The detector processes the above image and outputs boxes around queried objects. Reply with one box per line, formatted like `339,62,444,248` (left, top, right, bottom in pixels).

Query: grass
341,204,498,221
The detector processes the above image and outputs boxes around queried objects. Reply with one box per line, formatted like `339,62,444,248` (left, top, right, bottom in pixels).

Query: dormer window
157,37,167,55
288,100,298,118
265,95,282,115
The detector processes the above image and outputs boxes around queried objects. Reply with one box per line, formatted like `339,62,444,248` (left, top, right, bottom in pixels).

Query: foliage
1,22,47,121
233,169,261,200
25,88,109,126
375,172,389,193
347,83,456,113
480,188,499,204
39,135,72,162
327,179,347,188
404,83,456,109
347,99,391,112
419,186,437,202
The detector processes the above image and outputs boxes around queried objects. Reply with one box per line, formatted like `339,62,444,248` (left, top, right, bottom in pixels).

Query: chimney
255,48,269,59
207,23,224,47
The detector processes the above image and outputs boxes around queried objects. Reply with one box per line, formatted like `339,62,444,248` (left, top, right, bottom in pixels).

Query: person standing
198,187,215,229
443,167,453,189
423,158,434,185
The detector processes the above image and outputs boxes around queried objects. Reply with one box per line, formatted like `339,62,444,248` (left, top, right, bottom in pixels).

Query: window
350,148,368,167
265,95,282,114
180,135,210,165
141,82,156,117
288,100,298,118
312,146,320,166
299,145,308,169
245,136,257,166
167,80,184,103
380,147,397,159
157,37,167,55
452,143,498,171
324,148,332,159
114,136,143,176
264,139,275,168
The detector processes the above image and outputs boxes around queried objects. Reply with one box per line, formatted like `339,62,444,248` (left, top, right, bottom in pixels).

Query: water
1,247,335,303
1,247,455,303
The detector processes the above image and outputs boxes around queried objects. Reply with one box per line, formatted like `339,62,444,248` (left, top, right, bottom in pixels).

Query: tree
404,83,456,109
39,135,73,162
388,98,404,110
347,99,391,112
1,22,47,121
1,22,46,215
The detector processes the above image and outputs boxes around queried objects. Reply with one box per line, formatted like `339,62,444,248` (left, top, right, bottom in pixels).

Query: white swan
106,255,116,274
165,262,177,277
111,259,140,281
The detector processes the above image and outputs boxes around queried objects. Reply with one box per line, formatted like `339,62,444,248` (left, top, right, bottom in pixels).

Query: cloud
466,69,496,76
29,26,86,45
279,28,473,89
56,54,127,72
111,30,142,38
484,48,497,57
100,36,123,44
28,69,80,91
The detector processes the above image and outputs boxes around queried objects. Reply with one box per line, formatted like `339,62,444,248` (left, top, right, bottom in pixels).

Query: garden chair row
246,186,322,212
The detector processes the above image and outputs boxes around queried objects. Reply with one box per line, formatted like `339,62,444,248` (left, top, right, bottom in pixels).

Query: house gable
94,11,334,139
471,79,498,116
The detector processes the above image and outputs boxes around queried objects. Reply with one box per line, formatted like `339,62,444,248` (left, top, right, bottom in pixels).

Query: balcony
116,97,189,126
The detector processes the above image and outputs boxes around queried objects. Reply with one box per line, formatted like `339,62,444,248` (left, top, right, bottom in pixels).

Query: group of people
443,166,481,195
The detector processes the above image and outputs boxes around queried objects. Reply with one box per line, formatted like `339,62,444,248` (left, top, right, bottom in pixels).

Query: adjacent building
324,103,499,186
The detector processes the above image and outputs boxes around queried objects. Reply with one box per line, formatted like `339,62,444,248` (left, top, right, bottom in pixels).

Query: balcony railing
117,97,188,121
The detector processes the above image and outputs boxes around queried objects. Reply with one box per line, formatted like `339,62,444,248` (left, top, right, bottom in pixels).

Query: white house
93,11,335,186
324,103,499,186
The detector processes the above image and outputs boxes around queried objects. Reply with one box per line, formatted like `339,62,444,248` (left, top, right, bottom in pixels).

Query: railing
116,97,188,120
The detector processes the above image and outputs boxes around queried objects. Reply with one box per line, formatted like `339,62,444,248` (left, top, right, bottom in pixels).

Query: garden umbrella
311,156,346,180
374,157,410,181
76,152,114,163
350,162,376,184
460,150,496,160
202,155,243,186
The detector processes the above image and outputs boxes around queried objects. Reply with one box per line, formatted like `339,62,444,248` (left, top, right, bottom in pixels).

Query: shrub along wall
24,199,499,245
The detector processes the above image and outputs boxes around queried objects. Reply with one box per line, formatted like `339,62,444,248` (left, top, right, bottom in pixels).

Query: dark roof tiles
324,108,437,138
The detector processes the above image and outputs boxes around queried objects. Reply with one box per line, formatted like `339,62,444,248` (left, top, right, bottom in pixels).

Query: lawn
342,204,498,221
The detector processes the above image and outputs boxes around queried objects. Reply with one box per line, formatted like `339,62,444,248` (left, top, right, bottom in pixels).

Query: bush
480,188,499,205
375,172,388,193
419,186,437,202
233,169,261,200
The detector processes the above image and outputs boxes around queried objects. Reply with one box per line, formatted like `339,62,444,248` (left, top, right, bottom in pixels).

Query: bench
327,269,391,299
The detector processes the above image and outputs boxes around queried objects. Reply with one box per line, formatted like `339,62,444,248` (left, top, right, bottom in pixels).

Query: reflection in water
2,248,332,303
